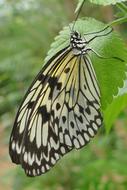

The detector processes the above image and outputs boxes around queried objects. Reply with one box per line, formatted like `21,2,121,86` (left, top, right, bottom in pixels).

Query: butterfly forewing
9,47,70,164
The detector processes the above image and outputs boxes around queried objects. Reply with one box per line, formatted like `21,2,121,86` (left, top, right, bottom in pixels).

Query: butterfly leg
85,48,124,62
85,48,106,59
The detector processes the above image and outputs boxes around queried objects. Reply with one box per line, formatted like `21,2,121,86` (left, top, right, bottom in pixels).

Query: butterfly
9,23,113,177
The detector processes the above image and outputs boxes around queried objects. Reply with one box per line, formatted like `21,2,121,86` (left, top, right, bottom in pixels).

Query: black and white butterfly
9,23,113,176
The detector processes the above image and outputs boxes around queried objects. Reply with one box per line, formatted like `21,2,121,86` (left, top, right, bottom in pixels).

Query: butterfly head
70,31,87,55
71,31,81,39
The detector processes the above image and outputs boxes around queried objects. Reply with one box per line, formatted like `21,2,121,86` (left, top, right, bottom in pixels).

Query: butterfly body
70,31,88,55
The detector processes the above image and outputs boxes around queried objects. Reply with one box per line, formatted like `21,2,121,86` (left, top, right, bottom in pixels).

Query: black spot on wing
27,101,35,109
48,77,58,99
57,82,62,91
85,107,91,115
48,77,58,87
62,116,66,123
38,73,45,81
64,67,70,73
38,105,50,123
54,117,59,125
70,121,75,128
56,103,61,110
78,115,83,123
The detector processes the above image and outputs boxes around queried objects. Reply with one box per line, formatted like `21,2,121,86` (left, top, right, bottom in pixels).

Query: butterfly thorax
70,31,87,55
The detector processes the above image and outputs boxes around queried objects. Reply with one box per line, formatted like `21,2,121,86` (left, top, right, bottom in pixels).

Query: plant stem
108,15,127,27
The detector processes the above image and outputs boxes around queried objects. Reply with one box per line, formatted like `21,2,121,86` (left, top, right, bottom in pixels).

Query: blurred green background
0,0,127,190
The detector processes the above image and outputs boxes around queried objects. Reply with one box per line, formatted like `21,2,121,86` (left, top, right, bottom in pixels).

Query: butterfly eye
74,31,80,38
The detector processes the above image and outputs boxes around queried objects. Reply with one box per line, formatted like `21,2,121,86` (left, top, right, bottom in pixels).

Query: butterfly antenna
72,0,86,31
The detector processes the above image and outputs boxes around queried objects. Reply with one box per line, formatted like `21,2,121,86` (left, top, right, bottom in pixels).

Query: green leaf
45,18,127,109
117,2,127,14
88,0,127,5
76,0,127,6
104,93,127,133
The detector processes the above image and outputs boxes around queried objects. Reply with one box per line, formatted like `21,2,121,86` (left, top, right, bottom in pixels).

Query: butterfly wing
9,47,102,177
9,47,70,164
